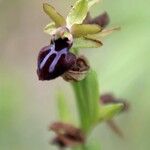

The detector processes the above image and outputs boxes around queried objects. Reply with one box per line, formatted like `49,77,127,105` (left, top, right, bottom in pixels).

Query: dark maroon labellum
37,38,76,80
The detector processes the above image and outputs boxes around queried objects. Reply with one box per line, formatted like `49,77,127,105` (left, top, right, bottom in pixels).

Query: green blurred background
0,0,150,150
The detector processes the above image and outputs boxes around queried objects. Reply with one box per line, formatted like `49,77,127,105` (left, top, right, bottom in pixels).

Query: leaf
43,3,66,27
72,81,90,132
72,70,100,133
66,0,88,27
99,103,124,122
88,0,100,9
81,70,100,124
44,22,57,35
73,37,103,49
57,92,73,123
71,24,102,38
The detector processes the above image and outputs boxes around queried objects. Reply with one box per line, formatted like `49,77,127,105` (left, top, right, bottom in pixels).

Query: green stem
72,82,90,132
71,48,91,132
71,49,90,150
71,48,100,150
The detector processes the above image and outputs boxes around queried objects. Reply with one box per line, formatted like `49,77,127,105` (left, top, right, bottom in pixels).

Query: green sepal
71,24,102,38
43,3,66,27
88,0,100,9
81,70,100,124
73,37,103,49
44,22,57,35
99,103,124,122
66,0,88,27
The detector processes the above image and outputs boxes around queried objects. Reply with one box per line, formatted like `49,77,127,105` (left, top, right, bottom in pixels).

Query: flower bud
84,12,110,28
100,93,129,138
100,93,129,112
50,122,85,148
62,56,90,82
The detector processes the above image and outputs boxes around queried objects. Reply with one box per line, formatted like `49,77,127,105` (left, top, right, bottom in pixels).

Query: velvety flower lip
37,38,76,80
54,37,73,51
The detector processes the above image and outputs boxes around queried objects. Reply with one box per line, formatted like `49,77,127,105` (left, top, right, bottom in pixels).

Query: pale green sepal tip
43,3,66,27
99,103,124,122
86,27,120,39
88,0,100,9
66,0,88,28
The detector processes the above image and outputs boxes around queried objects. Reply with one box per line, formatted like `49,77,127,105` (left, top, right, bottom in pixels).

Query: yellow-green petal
73,37,103,48
43,3,66,27
71,24,102,38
